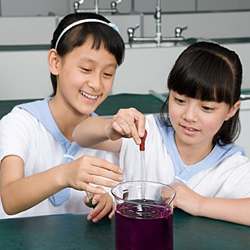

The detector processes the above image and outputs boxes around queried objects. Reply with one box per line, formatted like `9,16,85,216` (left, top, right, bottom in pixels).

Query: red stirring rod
139,130,147,151
139,130,147,198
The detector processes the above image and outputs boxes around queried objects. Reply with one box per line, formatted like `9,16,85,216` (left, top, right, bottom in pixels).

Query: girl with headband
0,12,124,222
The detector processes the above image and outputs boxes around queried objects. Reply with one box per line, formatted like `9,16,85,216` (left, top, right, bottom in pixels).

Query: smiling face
49,36,117,117
168,90,239,152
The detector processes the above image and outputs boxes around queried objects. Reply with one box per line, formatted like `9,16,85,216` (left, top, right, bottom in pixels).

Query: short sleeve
0,108,33,162
220,159,250,198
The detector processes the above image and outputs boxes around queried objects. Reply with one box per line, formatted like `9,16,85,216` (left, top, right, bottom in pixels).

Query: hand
171,181,204,216
85,193,115,223
62,155,123,194
106,108,145,145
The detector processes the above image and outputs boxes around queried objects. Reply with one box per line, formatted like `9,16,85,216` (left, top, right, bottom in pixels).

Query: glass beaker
111,181,175,250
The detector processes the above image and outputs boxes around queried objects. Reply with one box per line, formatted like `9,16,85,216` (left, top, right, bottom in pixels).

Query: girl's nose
87,73,102,91
182,104,198,122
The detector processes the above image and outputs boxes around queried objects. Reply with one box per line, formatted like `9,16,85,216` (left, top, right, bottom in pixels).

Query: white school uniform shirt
0,105,118,219
120,114,250,198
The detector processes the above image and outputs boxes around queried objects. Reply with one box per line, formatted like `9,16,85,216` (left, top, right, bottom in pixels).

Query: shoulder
0,107,36,161
1,106,38,126
0,106,46,149
215,153,250,197
220,151,250,170
189,152,250,197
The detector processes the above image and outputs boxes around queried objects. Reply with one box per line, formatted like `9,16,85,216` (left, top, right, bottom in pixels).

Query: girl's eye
103,72,114,78
202,106,215,112
174,97,185,104
80,67,91,73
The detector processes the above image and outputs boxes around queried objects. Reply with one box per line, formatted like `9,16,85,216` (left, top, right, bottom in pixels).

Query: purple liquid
115,200,173,250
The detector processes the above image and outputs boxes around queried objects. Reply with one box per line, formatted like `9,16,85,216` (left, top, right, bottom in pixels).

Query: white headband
55,18,120,49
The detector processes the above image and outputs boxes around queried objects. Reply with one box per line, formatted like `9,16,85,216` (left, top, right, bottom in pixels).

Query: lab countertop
1,37,250,51
1,92,250,119
0,209,249,250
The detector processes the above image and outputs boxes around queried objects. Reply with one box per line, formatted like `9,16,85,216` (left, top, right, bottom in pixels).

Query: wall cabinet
197,0,250,11
1,0,250,17
1,0,69,16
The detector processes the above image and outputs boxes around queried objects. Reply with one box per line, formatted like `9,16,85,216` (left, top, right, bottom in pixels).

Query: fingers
133,109,146,138
88,157,122,175
79,156,123,187
84,192,99,208
87,194,113,223
67,156,123,192
108,204,116,219
85,175,120,188
83,184,106,194
112,108,145,145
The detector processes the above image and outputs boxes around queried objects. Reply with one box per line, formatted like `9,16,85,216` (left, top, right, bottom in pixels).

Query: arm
73,116,122,152
172,182,250,226
0,155,122,215
73,108,146,153
198,196,250,225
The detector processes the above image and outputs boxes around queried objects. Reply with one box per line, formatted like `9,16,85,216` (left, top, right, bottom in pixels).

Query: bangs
168,50,235,105
60,23,124,65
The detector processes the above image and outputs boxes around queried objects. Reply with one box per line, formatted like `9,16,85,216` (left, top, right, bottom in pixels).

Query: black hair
161,41,242,145
50,12,125,96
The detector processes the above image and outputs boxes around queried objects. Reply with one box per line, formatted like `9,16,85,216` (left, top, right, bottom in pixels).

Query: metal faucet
73,0,122,14
175,26,188,38
127,0,188,47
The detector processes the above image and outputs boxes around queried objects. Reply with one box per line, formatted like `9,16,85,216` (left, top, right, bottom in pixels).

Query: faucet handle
110,0,123,11
127,25,140,37
175,26,188,38
127,25,140,47
73,0,84,12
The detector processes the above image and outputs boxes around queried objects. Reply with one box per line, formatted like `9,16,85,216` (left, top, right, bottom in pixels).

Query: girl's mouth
180,124,200,135
80,90,98,100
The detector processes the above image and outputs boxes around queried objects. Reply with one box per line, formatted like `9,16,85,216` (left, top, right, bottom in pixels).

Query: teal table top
1,95,250,249
0,209,249,250
0,94,164,119
1,91,250,119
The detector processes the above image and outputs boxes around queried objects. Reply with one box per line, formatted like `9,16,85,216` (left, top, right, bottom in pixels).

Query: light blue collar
154,114,245,182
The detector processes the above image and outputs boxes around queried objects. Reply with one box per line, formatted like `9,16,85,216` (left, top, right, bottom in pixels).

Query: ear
48,49,61,76
225,100,240,121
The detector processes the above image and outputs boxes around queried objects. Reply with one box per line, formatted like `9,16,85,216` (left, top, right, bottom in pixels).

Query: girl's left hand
171,181,204,216
85,193,115,223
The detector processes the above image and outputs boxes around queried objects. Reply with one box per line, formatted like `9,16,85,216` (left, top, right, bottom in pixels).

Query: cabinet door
198,0,250,11
134,0,195,13
1,0,69,16
162,0,195,12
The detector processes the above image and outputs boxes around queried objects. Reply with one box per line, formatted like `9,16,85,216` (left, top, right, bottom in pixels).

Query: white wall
0,50,52,99
1,42,250,100
114,42,250,94
1,12,250,98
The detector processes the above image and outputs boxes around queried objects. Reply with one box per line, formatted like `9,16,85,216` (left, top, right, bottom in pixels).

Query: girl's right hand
61,155,123,194
106,108,145,145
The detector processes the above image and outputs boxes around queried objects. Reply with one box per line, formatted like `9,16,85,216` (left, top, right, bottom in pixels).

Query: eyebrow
78,58,117,68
